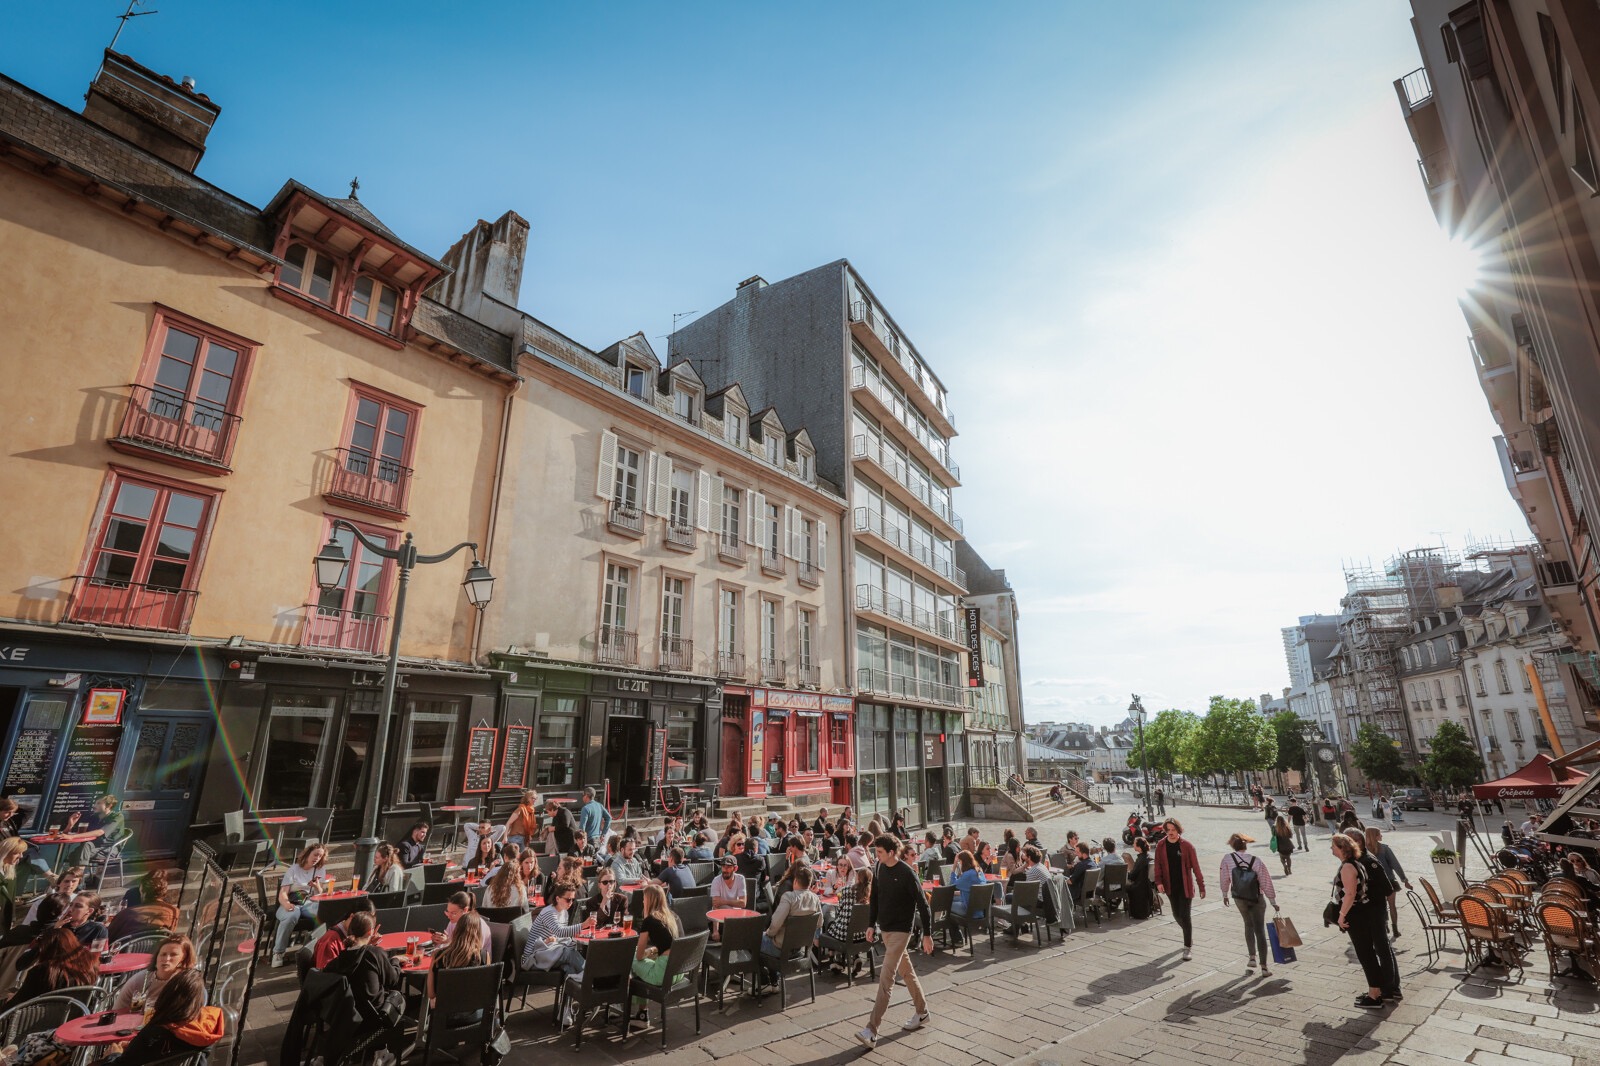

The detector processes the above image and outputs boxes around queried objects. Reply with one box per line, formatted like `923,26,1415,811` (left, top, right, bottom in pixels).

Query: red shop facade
720,686,854,806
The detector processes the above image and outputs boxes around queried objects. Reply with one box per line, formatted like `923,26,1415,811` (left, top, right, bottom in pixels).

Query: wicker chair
1534,899,1599,982
1456,893,1526,977
0,989,98,1047
1420,878,1459,922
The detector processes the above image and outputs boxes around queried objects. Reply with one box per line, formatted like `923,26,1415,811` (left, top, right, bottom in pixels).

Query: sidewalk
237,799,1599,1065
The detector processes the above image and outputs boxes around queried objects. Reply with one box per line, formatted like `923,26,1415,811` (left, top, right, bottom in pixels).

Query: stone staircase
1017,782,1102,820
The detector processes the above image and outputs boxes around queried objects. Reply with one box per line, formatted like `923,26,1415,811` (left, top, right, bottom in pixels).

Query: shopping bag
1269,835,1278,853
1275,915,1302,947
1268,920,1297,965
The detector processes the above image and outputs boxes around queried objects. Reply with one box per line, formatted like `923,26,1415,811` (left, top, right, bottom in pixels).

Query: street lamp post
313,522,494,860
1130,694,1153,817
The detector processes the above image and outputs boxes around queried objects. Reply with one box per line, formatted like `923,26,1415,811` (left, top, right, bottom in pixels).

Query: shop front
724,687,855,806
0,630,228,860
494,656,719,811
854,702,968,828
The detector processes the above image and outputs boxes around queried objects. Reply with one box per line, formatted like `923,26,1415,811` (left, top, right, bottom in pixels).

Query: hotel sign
965,607,984,689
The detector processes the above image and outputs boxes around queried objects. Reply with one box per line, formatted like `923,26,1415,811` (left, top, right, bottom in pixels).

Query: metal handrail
855,666,963,708
596,625,638,665
853,508,966,588
301,603,389,655
850,364,959,480
854,583,960,642
852,435,964,533
66,574,199,632
116,383,241,465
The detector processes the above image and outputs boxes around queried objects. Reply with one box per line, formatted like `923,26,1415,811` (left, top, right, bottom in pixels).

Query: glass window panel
92,553,137,584
258,698,335,810
164,493,205,529
398,710,458,804
145,558,187,590
538,715,577,746
124,722,170,793
350,277,373,321
376,286,397,331
154,526,195,561
102,517,146,555
113,483,158,521
202,344,238,379
309,253,335,303
280,245,306,290
161,327,200,365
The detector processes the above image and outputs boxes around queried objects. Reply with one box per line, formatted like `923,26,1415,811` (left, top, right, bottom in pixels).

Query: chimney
736,275,767,296
432,211,530,334
82,51,219,172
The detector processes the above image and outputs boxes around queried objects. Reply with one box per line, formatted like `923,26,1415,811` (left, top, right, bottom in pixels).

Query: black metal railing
66,575,199,632
665,522,696,551
326,447,412,514
798,562,821,588
759,656,787,683
660,635,693,672
607,500,644,536
596,625,638,665
717,533,745,563
716,651,746,680
797,661,820,687
301,604,388,655
115,384,241,467
760,549,786,576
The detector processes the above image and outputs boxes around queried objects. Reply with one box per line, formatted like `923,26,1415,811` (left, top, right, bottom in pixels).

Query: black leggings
1166,891,1193,947
1345,905,1396,993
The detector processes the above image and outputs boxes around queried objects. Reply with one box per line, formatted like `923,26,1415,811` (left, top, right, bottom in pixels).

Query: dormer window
350,276,399,333
727,410,746,446
796,450,814,482
764,435,780,466
625,366,648,399
673,386,700,424
282,243,336,304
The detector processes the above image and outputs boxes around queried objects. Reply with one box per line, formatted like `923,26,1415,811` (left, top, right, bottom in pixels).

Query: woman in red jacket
1151,818,1205,961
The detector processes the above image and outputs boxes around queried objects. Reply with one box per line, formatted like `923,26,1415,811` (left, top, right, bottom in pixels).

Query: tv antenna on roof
109,0,159,51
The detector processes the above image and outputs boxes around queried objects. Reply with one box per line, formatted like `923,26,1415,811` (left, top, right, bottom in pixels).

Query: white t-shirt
281,864,326,905
708,873,746,907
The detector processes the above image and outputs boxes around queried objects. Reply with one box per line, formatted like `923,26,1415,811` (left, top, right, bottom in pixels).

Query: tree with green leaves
1188,696,1276,797
1349,723,1410,786
1421,720,1481,790
1128,709,1199,781
1270,710,1307,775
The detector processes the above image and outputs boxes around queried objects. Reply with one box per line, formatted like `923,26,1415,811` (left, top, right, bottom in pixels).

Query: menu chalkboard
3,728,61,798
497,725,530,790
461,727,497,794
647,727,667,786
51,725,121,823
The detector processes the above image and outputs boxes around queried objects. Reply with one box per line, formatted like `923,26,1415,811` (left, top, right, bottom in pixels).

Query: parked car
1110,776,1133,789
1395,787,1434,812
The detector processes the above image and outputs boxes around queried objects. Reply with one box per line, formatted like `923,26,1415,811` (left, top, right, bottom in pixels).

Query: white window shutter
596,430,618,500
644,453,659,516
655,456,673,518
696,471,713,531
709,476,725,532
786,506,800,558
818,523,828,570
748,491,765,544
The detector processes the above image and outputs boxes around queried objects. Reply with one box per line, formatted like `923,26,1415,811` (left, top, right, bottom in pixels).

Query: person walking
854,834,933,1051
1154,786,1166,816
1219,833,1279,975
1271,815,1295,876
1331,833,1395,1009
1151,819,1204,961
1363,826,1410,941
1287,798,1310,852
1321,797,1339,833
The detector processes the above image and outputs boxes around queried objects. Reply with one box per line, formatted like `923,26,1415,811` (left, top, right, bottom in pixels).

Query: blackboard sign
3,728,61,798
497,725,530,790
51,725,122,823
646,727,668,787
462,727,497,794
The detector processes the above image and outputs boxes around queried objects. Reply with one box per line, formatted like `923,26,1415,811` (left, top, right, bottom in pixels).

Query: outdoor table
617,882,643,893
377,931,435,952
258,815,306,868
100,952,152,976
576,927,637,942
310,889,368,903
438,804,476,852
399,954,434,973
27,831,98,874
985,872,1008,882
55,1013,144,1047
706,908,760,921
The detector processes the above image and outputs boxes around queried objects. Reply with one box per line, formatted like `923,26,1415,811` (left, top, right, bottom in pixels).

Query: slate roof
262,179,445,273
412,298,516,374
1026,739,1088,763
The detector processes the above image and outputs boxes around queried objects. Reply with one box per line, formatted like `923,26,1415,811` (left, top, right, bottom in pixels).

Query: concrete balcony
853,508,966,591
852,434,963,538
111,384,240,473
848,300,956,438
851,365,960,485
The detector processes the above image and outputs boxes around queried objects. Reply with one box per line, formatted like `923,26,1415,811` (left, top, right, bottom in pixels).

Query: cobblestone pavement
238,793,1600,1065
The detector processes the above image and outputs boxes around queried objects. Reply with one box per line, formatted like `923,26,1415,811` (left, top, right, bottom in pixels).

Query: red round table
257,816,306,867
706,908,760,921
310,890,368,903
617,882,643,893
399,954,433,973
56,1013,144,1047
576,927,636,941
27,832,97,874
376,931,436,952
100,952,152,976
921,881,939,891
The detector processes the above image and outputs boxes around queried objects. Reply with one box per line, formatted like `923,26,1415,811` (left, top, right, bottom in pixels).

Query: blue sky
4,2,1529,725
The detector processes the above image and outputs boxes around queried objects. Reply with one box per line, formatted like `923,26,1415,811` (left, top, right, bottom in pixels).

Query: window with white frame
726,409,746,447
624,366,648,399
673,386,699,424
719,588,741,654
761,598,779,663
764,433,780,466
1494,659,1512,694
797,449,814,482
613,444,642,508
721,485,741,544
661,576,686,646
602,562,633,634
1506,709,1525,742
1473,664,1486,696
765,502,782,556
1519,658,1533,691
349,276,399,332
798,608,814,669
669,467,694,528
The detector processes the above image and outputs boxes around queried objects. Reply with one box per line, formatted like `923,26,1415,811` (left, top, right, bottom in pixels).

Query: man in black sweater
857,834,933,1050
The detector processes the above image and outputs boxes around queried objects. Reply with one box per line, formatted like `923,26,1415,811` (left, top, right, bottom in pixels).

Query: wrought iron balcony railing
664,522,696,552
759,656,787,684
716,650,746,680
760,549,786,576
114,384,241,468
596,625,638,665
606,500,644,537
66,574,199,632
659,635,693,672
325,447,412,515
717,533,745,564
797,661,820,687
301,604,388,655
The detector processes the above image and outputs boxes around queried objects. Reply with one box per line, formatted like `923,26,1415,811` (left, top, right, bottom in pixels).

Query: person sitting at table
100,968,222,1066
780,837,809,880
395,822,429,868
657,848,695,897
0,799,51,887
1100,839,1126,870
107,868,178,943
428,911,488,1027
608,838,646,884
570,831,598,864
324,911,404,1055
64,795,126,887
845,832,870,871
271,844,328,967
0,838,28,933
1065,843,1097,904
973,842,999,876
481,860,528,911
819,865,872,974
1570,853,1600,887
460,819,505,869
60,891,108,953
820,854,852,897
113,933,199,1013
366,842,405,896
761,865,820,981
434,891,492,958
1126,836,1155,920
628,885,684,1023
888,812,910,842
543,855,582,902
687,831,715,863
811,808,831,837
4,927,98,1010
732,835,769,903
0,893,65,949
520,880,592,976
947,850,986,947
1003,847,1057,931
24,870,79,926
586,870,629,927
463,829,499,876
503,789,539,850
709,856,746,910
311,898,374,970
915,832,942,872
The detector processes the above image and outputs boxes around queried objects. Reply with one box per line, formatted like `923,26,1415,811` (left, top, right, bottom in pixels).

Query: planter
1430,851,1465,901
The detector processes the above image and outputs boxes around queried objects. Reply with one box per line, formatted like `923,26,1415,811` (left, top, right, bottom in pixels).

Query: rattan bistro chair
1456,893,1526,977
1535,899,1600,982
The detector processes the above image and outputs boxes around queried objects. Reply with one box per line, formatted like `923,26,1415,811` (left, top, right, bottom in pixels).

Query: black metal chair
760,910,819,1010
701,913,764,1007
630,929,708,1050
561,934,634,1049
313,895,365,932
686,862,714,885
815,899,876,985
422,881,463,905
675,883,710,899
372,906,410,936
945,883,996,955
217,810,269,876
671,894,713,936
478,905,528,925
1098,863,1128,915
927,885,956,948
502,921,567,1016
422,863,452,886
992,880,1047,945
421,962,499,1064
405,903,449,933
365,890,405,911
280,808,333,856
1074,868,1103,926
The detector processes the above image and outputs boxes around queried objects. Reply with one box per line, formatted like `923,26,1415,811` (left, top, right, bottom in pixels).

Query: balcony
111,384,240,472
855,583,963,646
853,508,967,590
664,522,696,553
301,604,388,655
606,501,644,538
716,651,747,681
659,635,694,672
848,301,957,437
852,434,963,536
717,533,745,565
759,656,787,684
797,562,821,589
595,625,638,666
66,575,198,632
797,661,820,687
855,666,963,709
325,447,412,516
1456,695,1468,708
850,365,960,484
760,549,786,577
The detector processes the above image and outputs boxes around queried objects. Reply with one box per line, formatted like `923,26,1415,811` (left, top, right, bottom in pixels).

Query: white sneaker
1246,957,1256,970
855,1027,878,1050
1182,948,1192,961
1259,966,1271,977
271,952,285,968
902,1012,929,1031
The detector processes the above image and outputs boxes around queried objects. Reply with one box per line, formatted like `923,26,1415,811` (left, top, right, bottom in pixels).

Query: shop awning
1471,753,1588,799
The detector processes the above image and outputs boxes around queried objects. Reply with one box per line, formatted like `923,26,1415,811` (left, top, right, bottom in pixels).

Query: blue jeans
274,900,318,953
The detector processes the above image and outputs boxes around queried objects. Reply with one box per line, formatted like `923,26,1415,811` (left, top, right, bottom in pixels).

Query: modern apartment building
1396,0,1600,737
673,265,973,823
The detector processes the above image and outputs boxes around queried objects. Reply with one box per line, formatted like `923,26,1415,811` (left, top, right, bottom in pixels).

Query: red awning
1472,753,1589,799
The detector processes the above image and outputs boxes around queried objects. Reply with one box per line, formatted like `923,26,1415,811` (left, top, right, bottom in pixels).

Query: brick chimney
82,51,219,172
433,211,530,334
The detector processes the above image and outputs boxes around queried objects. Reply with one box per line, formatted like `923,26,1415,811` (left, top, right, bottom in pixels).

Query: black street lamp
1130,694,1153,817
313,522,494,848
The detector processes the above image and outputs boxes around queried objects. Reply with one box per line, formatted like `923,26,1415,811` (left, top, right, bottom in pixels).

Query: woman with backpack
1219,834,1278,976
